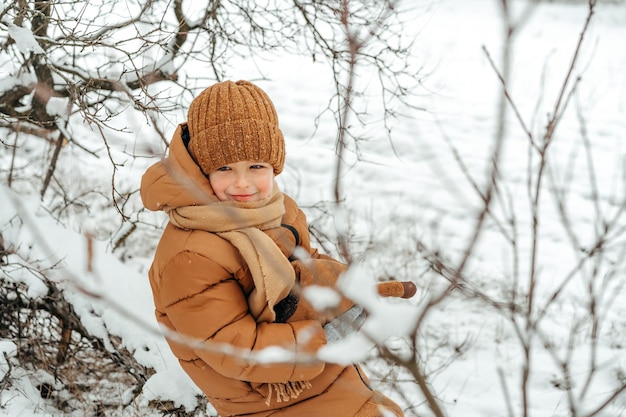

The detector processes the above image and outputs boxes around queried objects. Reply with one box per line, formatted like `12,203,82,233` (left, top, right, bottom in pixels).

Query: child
140,80,409,417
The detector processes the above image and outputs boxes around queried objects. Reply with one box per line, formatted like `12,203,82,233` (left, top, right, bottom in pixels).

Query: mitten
322,305,366,342
286,258,353,324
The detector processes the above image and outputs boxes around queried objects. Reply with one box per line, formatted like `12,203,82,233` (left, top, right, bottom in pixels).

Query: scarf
166,183,295,323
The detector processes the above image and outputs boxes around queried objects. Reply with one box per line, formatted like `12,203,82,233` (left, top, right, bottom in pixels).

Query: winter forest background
1,0,626,416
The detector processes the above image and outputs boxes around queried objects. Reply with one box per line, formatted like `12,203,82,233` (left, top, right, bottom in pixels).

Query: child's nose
233,172,250,188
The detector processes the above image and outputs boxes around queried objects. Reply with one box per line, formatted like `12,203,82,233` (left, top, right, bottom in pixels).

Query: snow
138,368,201,412
45,97,70,119
2,0,626,416
1,185,191,408
4,22,44,56
302,285,342,311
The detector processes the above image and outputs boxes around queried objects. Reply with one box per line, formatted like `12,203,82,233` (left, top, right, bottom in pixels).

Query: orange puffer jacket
140,124,382,417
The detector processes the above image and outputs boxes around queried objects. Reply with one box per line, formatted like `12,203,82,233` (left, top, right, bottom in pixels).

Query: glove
322,305,366,342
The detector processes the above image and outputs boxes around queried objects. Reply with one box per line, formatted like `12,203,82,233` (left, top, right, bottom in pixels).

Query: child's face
208,160,274,202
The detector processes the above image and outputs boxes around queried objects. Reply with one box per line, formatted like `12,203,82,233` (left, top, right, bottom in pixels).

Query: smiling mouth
231,194,254,202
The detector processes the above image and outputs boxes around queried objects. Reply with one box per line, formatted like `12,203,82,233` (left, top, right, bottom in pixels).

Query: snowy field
2,0,626,416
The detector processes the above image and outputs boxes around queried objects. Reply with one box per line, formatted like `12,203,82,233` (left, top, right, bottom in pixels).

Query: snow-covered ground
2,0,626,416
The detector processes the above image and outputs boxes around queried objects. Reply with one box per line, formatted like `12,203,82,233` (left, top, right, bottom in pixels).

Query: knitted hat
187,80,285,175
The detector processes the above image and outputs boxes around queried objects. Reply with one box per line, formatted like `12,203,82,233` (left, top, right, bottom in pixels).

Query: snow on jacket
140,124,379,417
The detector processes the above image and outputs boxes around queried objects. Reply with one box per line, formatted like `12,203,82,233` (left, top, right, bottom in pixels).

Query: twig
40,132,65,199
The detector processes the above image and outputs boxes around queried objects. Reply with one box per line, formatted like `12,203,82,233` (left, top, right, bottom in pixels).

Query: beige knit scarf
166,184,295,323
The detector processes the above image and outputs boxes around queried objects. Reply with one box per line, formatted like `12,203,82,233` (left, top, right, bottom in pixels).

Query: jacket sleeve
158,250,327,384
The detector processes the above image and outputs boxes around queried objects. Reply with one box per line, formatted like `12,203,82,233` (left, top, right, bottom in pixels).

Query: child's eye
250,164,267,169
216,166,230,171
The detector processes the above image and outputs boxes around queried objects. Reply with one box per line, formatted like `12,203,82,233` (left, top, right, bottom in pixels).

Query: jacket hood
140,124,216,211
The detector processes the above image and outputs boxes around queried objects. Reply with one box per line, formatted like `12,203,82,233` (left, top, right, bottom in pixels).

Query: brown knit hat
187,80,285,175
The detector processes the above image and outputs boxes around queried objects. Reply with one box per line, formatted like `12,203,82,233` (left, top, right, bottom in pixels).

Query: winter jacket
140,124,400,417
